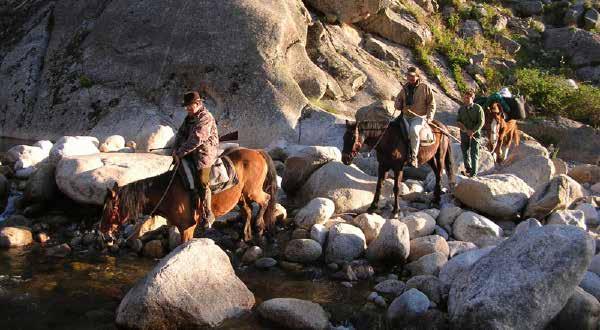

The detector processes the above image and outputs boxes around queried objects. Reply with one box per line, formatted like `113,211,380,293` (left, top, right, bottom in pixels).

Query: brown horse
99,147,278,243
342,118,454,216
486,103,520,163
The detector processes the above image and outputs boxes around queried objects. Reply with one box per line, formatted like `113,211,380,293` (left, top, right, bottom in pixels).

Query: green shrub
513,68,600,127
79,75,93,88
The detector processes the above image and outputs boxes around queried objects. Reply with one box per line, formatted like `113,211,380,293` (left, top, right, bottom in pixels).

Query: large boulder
282,146,341,194
0,227,34,248
524,175,584,220
325,223,366,263
459,20,483,38
439,247,495,288
0,0,329,150
257,298,329,330
547,210,587,229
406,275,445,305
6,144,49,169
298,161,393,213
447,241,478,258
386,288,430,327
304,0,391,23
351,213,385,244
496,155,555,190
576,203,599,226
49,136,100,164
409,235,449,262
55,153,172,205
448,225,594,329
294,198,335,230
115,239,254,328
519,118,599,165
544,28,600,68
284,239,323,263
515,1,544,16
454,174,534,220
406,252,447,277
580,271,600,302
365,219,410,263
549,287,600,330
99,135,125,152
359,8,432,47
437,206,463,233
401,211,436,238
569,164,600,185
24,162,58,203
452,211,503,244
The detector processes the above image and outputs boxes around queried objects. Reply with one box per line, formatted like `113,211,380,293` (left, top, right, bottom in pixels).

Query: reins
148,161,180,216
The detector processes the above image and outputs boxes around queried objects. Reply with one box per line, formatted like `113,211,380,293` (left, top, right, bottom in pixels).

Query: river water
0,246,373,329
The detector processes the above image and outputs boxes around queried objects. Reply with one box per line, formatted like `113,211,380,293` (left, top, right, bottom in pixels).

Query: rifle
149,131,239,152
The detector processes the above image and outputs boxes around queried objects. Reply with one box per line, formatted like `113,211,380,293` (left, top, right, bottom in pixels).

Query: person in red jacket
172,91,219,227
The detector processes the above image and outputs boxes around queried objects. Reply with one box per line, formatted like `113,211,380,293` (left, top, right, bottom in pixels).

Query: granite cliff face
0,0,459,150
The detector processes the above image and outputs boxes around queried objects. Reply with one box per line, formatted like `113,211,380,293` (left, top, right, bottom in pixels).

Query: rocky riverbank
0,129,599,328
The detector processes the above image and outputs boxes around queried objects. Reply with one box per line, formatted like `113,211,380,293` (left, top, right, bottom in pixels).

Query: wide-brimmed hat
406,66,420,77
182,91,203,107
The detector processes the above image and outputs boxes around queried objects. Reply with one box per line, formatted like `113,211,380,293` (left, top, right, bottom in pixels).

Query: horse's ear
108,182,118,198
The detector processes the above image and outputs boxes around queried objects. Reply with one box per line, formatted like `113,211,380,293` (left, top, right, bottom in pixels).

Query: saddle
179,156,239,194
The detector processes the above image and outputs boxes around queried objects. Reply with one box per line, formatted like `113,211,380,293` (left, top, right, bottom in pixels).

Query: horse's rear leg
429,157,442,203
239,197,253,242
247,190,271,239
368,165,387,214
392,169,404,218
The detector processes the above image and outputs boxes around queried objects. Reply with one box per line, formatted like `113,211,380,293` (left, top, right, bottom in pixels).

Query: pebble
341,281,353,288
374,296,387,308
367,292,378,302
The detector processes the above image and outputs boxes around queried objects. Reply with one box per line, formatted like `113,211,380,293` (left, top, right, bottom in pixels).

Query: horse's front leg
368,165,387,214
494,131,506,163
392,168,404,218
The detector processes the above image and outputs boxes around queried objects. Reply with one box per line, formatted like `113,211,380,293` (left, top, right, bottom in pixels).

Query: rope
149,161,180,216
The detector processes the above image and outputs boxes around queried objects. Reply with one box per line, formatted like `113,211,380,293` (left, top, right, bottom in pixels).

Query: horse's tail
259,149,278,230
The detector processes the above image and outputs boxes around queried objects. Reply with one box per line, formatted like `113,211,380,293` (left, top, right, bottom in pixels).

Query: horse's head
342,120,363,165
99,182,122,241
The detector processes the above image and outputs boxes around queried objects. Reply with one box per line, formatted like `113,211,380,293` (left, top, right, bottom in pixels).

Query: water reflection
0,247,371,329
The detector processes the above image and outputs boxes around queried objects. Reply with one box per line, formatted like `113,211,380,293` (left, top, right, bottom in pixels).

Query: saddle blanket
180,156,239,194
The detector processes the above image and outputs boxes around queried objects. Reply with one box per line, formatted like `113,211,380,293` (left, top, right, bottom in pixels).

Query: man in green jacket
456,89,485,177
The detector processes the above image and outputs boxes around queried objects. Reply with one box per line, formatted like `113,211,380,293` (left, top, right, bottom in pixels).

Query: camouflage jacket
173,105,219,169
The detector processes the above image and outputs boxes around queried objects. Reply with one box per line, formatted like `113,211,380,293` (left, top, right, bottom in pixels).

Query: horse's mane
116,170,172,223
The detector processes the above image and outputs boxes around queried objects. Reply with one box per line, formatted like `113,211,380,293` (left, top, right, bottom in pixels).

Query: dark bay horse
342,119,454,216
99,147,278,243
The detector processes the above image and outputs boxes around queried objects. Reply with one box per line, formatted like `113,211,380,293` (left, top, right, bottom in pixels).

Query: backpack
503,95,527,120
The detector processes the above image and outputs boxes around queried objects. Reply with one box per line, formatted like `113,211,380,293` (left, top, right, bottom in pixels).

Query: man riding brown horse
393,66,436,168
172,91,219,228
